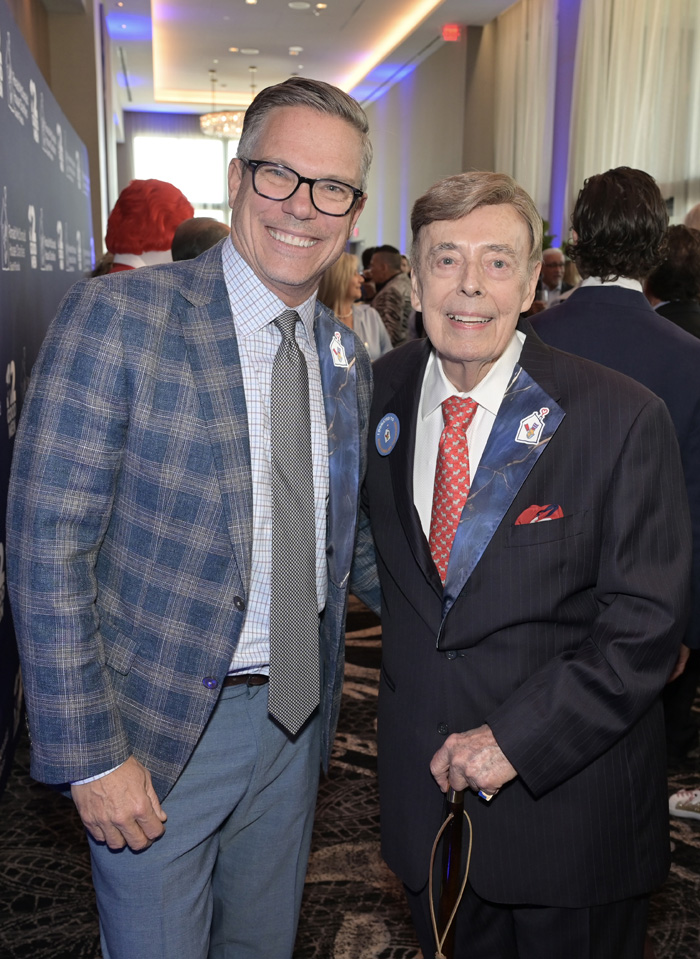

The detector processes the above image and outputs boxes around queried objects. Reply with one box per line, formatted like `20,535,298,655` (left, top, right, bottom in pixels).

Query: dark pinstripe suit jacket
363,323,691,906
7,242,373,798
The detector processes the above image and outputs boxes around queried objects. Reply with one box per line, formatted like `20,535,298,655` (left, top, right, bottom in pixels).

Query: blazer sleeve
6,278,132,784
487,394,691,797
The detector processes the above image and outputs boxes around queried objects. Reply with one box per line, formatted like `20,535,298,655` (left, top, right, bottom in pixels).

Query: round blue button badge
375,413,400,456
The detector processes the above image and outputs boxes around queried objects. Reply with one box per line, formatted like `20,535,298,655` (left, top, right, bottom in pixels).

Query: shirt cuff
71,762,125,786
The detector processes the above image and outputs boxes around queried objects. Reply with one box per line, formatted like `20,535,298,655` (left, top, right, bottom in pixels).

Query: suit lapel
178,258,253,589
314,306,360,587
441,332,565,622
383,340,443,594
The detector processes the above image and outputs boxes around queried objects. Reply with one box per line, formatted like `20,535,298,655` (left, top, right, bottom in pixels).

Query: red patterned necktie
429,396,478,584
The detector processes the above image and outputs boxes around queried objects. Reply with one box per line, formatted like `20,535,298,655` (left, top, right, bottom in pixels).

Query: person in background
361,244,377,301
644,224,700,339
171,216,231,261
532,167,700,785
104,178,194,272
317,251,392,361
527,246,574,313
368,244,413,346
7,76,375,959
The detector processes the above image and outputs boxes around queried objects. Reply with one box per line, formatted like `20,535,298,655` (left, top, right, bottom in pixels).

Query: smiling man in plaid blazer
6,77,376,959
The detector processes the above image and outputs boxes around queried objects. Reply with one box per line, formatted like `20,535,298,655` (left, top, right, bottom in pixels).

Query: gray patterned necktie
268,309,320,735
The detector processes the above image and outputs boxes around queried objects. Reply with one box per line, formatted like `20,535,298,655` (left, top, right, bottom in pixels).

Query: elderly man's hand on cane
430,724,517,800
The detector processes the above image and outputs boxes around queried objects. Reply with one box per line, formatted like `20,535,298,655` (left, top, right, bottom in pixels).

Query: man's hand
667,643,691,684
71,756,167,851
430,724,517,799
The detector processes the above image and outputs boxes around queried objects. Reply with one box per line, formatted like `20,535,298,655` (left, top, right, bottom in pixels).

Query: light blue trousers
87,682,321,959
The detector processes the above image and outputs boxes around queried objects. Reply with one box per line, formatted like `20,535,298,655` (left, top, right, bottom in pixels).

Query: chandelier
200,67,255,140
200,110,246,139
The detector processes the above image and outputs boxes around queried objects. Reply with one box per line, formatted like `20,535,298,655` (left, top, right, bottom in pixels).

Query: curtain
568,0,700,222
494,0,559,221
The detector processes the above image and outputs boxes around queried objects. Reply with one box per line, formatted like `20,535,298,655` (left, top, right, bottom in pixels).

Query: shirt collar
421,329,525,420
221,235,317,341
579,275,643,293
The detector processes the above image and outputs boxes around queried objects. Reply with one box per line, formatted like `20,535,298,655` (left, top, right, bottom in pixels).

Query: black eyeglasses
241,159,364,217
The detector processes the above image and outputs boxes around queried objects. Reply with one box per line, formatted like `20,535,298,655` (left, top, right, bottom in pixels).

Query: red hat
105,179,194,255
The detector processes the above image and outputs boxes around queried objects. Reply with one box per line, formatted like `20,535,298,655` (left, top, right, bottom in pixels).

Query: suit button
203,677,218,689
445,650,457,661
234,596,245,611
437,723,449,735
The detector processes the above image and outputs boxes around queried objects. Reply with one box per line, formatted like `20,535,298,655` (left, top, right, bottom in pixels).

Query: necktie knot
442,395,478,432
274,309,301,342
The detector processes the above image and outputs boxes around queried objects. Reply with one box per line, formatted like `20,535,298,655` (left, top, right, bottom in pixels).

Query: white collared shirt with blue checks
222,237,329,675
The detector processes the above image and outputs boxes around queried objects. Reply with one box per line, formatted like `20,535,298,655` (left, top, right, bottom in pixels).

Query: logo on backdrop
1,185,28,273
6,359,16,439
1,186,8,271
57,123,64,172
40,92,58,162
29,78,39,142
27,203,37,269
6,34,29,127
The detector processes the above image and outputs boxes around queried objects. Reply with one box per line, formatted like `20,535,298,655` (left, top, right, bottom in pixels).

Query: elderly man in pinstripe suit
359,171,691,959
7,77,377,959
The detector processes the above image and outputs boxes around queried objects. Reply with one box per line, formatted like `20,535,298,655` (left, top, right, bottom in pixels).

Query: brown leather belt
223,673,269,687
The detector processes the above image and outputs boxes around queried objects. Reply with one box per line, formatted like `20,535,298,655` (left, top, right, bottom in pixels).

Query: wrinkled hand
430,724,517,799
667,643,691,684
71,756,167,851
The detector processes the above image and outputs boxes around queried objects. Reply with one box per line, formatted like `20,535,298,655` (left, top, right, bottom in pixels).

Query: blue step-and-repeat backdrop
0,0,94,794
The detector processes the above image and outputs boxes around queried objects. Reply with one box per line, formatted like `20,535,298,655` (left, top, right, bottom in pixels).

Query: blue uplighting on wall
548,0,583,246
353,61,418,106
105,12,152,42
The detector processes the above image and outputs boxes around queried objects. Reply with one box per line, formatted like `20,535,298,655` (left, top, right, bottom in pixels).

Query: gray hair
237,76,372,190
411,171,543,274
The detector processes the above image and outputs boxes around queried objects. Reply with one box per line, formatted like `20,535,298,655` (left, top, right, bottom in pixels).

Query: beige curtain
494,0,559,221
568,0,700,223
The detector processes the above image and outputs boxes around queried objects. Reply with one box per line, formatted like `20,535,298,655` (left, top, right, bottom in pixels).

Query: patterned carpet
1,600,699,958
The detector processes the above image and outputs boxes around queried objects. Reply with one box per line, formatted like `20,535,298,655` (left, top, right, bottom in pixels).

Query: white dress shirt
413,332,525,538
222,237,329,675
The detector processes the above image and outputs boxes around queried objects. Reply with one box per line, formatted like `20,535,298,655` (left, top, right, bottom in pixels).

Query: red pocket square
515,504,564,525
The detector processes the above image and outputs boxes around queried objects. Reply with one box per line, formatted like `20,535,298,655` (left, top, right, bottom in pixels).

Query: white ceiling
107,0,514,115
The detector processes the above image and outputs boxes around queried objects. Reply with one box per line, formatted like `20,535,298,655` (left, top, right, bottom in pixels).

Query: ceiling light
316,2,327,7
246,0,258,4
240,48,259,55
200,111,246,138
289,46,303,55
200,72,246,139
288,2,311,9
229,47,239,52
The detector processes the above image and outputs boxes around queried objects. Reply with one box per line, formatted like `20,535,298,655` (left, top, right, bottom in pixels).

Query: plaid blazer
6,242,373,798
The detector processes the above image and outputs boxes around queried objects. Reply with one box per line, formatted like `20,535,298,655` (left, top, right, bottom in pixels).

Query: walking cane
428,788,472,959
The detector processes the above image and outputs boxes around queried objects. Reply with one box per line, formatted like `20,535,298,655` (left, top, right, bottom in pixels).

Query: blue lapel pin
375,413,400,456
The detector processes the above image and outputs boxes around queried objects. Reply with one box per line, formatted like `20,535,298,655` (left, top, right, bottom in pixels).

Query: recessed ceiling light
229,47,239,52
240,48,259,55
246,0,257,4
289,2,311,9
289,46,303,55
316,2,328,7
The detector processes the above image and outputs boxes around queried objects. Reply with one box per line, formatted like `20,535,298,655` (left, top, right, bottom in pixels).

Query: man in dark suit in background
533,169,700,765
7,77,375,959
360,171,690,958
